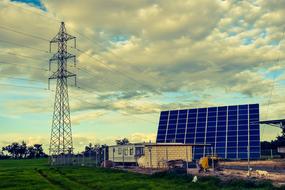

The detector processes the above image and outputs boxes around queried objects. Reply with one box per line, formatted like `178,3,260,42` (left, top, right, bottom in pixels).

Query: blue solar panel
156,104,260,160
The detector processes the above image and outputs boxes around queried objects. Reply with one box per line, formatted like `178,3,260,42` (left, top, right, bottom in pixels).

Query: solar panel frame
156,104,261,160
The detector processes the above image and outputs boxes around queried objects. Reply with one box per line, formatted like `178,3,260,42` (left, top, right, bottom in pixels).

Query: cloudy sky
0,0,284,152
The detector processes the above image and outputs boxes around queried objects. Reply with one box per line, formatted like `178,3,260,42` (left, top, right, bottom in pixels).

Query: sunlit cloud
0,0,285,152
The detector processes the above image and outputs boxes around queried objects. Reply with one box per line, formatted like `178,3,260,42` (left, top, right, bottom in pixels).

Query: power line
0,82,50,91
76,67,132,91
72,30,159,83
66,79,158,125
65,23,160,94
74,47,159,93
8,4,133,66
120,111,157,125
0,78,157,125
0,39,50,54
8,1,61,23
0,25,49,42
0,29,127,94
5,50,152,97
0,73,55,92
0,70,157,126
1,75,44,83
5,1,285,128
0,8,160,124
69,88,158,125
7,52,45,61
265,28,285,118
0,53,137,93
0,25,156,93
0,61,48,71
0,52,160,124
0,23,159,94
261,27,285,140
1,42,134,93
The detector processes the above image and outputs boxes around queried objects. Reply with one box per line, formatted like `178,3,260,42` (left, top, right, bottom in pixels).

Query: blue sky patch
259,30,267,39
111,35,128,43
266,69,284,79
228,31,237,37
269,40,279,46
242,37,254,45
10,0,46,11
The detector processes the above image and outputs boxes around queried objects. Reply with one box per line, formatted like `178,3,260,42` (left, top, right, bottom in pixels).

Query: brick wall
141,145,192,168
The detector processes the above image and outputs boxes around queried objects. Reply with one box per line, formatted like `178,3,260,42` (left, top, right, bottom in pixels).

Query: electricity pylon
48,22,76,158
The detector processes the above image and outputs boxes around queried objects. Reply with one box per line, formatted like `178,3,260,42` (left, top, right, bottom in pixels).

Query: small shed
138,143,195,169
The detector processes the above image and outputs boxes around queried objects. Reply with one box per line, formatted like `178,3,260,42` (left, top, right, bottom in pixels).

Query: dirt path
220,159,285,170
187,168,285,187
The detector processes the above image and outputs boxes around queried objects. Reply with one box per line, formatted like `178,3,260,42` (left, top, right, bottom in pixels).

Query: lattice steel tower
48,22,76,156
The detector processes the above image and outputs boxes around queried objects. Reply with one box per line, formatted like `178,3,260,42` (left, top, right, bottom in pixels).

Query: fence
49,148,108,166
260,149,280,159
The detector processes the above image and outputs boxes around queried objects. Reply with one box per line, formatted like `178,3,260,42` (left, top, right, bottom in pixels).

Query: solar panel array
156,104,260,160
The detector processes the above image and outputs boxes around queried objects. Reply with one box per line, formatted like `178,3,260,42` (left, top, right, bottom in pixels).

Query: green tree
2,142,21,158
2,142,46,159
115,138,130,145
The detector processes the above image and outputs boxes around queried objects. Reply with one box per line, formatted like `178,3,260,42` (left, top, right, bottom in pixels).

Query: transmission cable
0,82,51,91
0,24,158,94
262,27,285,140
0,61,48,71
0,39,50,54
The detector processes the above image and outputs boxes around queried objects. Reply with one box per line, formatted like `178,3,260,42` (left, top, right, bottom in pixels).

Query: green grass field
0,159,283,190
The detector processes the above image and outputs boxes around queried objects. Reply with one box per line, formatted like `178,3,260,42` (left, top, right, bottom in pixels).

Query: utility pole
48,22,76,164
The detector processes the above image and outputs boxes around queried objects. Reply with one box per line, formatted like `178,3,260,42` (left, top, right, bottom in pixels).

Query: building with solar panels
156,104,260,160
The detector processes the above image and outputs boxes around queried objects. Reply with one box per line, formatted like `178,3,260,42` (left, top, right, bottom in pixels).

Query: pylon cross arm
50,33,76,44
49,52,76,62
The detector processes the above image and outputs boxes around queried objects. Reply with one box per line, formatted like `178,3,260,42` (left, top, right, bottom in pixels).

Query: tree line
261,128,285,150
81,139,129,158
1,141,47,159
1,138,130,160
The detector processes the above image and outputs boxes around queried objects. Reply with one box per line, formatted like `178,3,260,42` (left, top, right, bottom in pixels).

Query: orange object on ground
199,157,209,170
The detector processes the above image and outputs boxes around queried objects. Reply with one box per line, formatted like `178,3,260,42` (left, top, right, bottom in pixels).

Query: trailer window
135,147,144,156
129,148,133,155
124,148,128,156
118,148,122,155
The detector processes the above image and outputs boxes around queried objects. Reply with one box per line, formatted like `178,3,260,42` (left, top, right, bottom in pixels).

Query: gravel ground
187,168,285,187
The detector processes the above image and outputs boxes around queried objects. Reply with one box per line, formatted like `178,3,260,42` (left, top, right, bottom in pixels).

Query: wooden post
148,146,152,168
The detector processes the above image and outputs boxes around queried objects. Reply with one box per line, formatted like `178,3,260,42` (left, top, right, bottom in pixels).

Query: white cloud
72,111,105,125
0,0,285,144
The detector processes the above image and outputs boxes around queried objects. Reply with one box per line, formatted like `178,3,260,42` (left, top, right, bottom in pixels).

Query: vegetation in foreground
0,159,283,190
